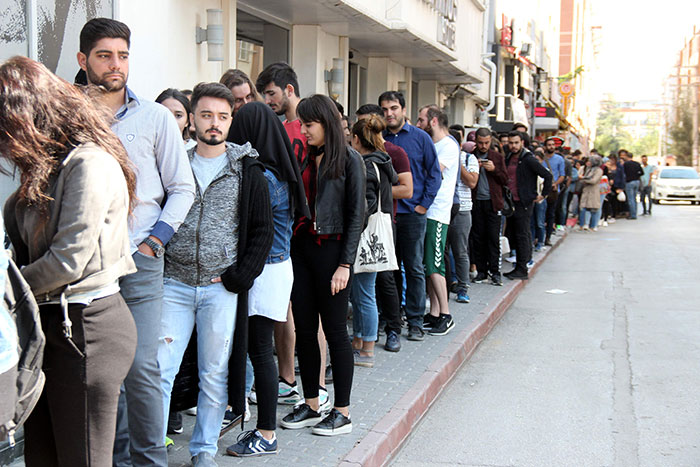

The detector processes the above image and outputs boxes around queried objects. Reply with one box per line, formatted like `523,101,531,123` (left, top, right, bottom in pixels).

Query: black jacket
362,150,398,217
506,149,553,206
312,146,366,266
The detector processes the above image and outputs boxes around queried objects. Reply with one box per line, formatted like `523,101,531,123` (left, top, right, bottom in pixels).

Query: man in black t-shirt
620,150,643,220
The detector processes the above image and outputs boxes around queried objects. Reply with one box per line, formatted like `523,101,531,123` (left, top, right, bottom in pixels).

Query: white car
651,166,700,204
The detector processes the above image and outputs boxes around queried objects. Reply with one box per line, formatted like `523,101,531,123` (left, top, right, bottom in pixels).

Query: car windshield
659,169,700,180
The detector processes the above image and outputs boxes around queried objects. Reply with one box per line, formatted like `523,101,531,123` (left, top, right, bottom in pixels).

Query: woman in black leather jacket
280,94,365,436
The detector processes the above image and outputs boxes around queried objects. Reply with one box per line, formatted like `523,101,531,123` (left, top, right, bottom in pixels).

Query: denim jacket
264,170,292,264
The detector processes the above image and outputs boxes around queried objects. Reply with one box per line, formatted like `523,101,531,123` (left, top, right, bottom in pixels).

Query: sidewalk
163,231,567,467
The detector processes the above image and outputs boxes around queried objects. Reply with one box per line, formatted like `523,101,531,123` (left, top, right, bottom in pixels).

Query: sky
592,0,700,103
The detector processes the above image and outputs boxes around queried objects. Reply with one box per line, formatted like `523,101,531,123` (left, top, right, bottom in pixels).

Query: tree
594,97,631,156
668,90,694,166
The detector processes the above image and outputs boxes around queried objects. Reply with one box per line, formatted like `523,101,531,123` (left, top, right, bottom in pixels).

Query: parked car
651,166,700,204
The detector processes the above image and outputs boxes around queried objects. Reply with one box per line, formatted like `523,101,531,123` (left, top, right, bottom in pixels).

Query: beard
274,95,290,116
423,123,434,137
85,64,126,92
196,127,225,146
386,116,403,131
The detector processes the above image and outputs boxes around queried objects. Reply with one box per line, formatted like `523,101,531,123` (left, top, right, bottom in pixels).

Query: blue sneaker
226,430,278,457
456,290,470,303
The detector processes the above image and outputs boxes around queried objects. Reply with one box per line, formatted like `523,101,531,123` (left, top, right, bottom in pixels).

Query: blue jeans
531,200,547,246
114,252,167,467
625,180,640,219
158,278,237,457
350,272,378,342
395,211,427,329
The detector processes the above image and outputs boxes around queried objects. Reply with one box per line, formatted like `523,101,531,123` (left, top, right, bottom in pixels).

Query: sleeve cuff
150,221,175,245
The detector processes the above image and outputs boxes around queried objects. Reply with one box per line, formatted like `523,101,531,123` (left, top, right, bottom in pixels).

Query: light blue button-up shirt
111,87,195,252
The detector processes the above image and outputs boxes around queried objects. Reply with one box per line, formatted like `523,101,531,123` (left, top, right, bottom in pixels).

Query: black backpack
1,258,45,446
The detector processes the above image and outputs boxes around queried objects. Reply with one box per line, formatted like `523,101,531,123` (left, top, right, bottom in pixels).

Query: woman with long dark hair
156,88,196,150
280,94,365,436
0,56,137,466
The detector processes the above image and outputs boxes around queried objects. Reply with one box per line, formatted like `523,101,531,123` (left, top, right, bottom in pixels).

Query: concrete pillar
367,57,390,105
222,0,237,71
339,36,350,112
417,80,439,109
291,25,322,97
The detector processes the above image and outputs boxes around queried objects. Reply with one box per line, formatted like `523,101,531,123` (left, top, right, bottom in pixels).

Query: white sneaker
278,379,301,405
295,387,331,414
244,400,251,422
602,221,608,227
185,407,197,416
608,218,616,224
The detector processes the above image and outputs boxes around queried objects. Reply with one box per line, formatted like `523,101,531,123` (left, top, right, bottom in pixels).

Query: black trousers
471,199,502,276
248,315,277,430
376,222,401,334
510,201,534,273
545,190,559,239
290,232,354,408
24,294,136,467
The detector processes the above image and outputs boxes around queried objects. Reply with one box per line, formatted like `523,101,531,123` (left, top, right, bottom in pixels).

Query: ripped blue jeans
157,277,237,457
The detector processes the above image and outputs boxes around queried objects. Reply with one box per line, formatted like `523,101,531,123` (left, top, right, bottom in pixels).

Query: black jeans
290,232,354,408
25,294,136,467
510,201,534,273
376,222,401,334
471,199,502,276
248,315,277,430
545,190,559,239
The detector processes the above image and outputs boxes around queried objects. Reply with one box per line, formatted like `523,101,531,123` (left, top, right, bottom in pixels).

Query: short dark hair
80,18,131,55
220,69,258,97
378,91,406,109
508,130,524,140
449,124,464,141
333,99,345,116
475,127,491,138
255,62,300,97
190,82,235,112
448,129,461,143
356,104,383,117
420,104,448,129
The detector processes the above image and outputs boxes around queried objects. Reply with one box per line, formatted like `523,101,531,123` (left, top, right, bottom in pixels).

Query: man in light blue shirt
640,155,657,216
77,18,195,467
541,137,565,245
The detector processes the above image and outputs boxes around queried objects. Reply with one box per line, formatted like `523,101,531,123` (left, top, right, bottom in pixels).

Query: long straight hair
296,94,346,179
0,56,136,212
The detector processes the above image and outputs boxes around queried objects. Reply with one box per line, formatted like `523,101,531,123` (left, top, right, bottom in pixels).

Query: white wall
117,0,229,100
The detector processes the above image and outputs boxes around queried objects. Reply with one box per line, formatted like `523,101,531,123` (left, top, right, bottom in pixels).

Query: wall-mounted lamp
324,58,344,101
196,9,224,62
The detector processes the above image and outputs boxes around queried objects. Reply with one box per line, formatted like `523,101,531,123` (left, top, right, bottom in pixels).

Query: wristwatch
143,237,165,258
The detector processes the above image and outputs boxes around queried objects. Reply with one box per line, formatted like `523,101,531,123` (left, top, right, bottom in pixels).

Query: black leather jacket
313,146,366,266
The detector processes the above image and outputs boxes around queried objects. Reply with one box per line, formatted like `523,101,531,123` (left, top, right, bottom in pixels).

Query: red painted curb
340,232,568,466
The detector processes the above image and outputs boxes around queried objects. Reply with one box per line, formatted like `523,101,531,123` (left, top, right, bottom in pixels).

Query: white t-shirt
456,151,479,211
426,136,460,224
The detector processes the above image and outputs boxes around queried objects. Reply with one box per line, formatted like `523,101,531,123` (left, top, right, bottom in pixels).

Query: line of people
0,16,583,467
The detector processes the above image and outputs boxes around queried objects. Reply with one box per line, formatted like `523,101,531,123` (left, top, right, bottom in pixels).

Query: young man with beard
76,18,195,467
379,92,442,341
470,128,509,286
158,82,273,466
541,137,566,245
414,105,458,336
504,131,553,280
254,62,331,412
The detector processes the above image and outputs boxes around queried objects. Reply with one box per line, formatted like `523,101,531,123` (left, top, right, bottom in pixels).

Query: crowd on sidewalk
0,16,653,467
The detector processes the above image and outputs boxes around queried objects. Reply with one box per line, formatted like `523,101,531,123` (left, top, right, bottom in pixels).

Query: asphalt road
392,203,700,467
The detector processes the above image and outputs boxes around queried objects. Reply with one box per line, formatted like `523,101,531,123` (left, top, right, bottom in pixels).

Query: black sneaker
407,325,425,341
167,410,183,434
423,313,439,329
428,314,455,336
505,269,528,280
220,409,242,436
472,272,489,284
280,403,322,429
384,330,401,352
311,408,352,436
490,273,503,286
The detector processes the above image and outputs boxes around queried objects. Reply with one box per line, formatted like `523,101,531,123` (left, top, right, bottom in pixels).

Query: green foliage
557,66,585,83
594,98,631,156
668,91,694,166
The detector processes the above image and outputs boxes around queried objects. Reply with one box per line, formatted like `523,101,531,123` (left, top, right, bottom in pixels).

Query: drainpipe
482,52,497,113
